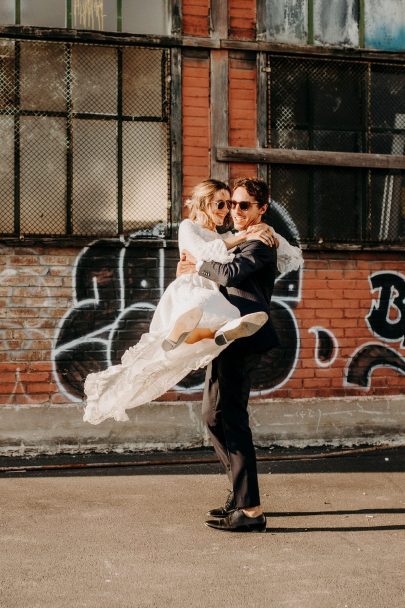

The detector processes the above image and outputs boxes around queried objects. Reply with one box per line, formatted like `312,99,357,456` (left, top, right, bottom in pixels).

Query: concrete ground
0,447,404,608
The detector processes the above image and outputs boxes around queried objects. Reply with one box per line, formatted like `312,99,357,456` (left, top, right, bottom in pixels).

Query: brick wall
182,52,210,196
229,53,258,182
182,0,210,36
1,243,404,409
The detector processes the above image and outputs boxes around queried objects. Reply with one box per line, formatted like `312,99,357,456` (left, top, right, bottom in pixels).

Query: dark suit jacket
198,239,279,353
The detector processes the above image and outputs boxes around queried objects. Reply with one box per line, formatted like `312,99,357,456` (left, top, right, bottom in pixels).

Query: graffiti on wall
346,271,405,387
51,211,405,402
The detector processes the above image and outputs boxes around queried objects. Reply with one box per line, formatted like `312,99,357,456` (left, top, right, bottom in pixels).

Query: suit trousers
202,342,261,508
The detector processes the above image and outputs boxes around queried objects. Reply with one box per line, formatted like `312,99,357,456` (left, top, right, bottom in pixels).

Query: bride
83,179,302,425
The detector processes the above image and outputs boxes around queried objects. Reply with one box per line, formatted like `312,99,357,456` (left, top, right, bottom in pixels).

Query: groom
177,178,279,532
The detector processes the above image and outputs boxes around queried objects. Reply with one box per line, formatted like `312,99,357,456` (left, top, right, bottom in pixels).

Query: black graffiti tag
366,272,405,347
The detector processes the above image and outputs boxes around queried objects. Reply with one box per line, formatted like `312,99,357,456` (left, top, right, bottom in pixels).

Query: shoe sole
214,312,268,346
162,307,203,351
204,522,266,533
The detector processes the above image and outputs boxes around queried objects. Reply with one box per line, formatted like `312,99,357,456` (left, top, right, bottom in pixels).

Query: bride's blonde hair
185,179,230,229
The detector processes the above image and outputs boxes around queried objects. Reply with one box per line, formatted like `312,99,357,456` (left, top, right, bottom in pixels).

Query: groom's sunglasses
230,201,260,211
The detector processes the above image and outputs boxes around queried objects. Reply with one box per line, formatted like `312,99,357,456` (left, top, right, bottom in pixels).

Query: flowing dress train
83,220,302,424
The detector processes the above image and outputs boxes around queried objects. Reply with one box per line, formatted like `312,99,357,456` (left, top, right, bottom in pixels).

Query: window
267,55,405,243
0,0,170,35
0,39,171,237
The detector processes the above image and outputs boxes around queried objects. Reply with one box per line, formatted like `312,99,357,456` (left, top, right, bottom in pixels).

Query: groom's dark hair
232,178,269,207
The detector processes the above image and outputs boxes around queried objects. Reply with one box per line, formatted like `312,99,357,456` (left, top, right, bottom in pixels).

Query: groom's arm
198,241,276,287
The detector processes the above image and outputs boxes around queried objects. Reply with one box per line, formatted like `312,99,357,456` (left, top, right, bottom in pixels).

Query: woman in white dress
83,179,302,425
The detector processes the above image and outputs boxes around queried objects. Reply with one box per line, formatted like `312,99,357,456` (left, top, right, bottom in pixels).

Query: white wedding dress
83,220,303,424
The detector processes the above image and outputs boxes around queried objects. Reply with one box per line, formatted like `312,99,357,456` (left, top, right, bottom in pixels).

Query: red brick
26,383,57,394
183,5,209,16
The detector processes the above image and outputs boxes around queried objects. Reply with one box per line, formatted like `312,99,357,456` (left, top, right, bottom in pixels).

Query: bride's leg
184,327,216,344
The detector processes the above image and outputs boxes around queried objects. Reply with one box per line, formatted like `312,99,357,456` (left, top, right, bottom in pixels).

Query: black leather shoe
205,509,266,533
206,490,235,518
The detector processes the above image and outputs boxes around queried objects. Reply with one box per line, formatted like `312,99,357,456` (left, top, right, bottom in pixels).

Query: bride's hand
181,249,197,263
177,249,197,276
246,224,279,248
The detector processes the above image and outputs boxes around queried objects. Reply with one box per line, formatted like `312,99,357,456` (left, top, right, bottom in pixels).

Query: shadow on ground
0,445,404,477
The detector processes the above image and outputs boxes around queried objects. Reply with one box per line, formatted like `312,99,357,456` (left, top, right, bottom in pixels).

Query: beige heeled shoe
161,307,203,351
214,312,268,346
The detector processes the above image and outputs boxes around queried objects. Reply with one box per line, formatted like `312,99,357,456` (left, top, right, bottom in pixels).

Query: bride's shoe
214,312,268,346
162,307,203,351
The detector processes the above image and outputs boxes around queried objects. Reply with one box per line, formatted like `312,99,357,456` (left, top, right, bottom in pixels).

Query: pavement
0,446,404,608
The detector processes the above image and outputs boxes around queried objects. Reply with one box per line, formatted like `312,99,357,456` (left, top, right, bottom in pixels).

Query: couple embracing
84,177,303,532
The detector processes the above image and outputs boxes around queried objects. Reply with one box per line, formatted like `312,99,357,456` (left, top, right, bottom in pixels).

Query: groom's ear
259,204,268,217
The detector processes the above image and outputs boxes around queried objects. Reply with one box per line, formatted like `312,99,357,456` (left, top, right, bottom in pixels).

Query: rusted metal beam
216,147,405,170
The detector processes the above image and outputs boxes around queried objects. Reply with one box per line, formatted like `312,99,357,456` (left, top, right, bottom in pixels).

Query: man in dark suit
178,178,279,532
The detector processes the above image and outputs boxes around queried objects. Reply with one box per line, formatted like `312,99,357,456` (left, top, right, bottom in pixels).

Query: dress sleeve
275,233,304,274
178,220,235,263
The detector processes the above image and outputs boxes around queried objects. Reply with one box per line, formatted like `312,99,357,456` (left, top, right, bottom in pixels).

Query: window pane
365,0,405,51
314,0,359,47
312,168,362,240
21,0,66,28
264,0,307,43
370,171,405,241
72,120,118,234
72,0,117,32
0,0,14,24
122,0,169,35
20,117,67,234
20,42,66,111
123,47,164,117
0,117,14,233
71,45,117,114
123,122,168,232
0,40,15,109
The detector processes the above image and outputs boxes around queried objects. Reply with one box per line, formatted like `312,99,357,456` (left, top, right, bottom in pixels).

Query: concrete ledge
0,396,404,456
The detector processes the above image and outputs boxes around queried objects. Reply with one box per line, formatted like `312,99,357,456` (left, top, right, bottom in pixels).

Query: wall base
0,396,404,456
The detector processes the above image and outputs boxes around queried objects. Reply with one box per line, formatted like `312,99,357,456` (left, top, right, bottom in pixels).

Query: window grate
0,38,171,238
266,54,405,244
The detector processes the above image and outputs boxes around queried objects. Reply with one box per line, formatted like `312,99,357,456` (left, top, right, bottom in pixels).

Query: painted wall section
365,0,405,51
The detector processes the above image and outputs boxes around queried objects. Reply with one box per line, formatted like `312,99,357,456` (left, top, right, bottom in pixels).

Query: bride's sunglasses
211,200,232,210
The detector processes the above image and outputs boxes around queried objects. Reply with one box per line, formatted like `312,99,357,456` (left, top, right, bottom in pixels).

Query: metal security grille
0,38,171,237
266,55,405,243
